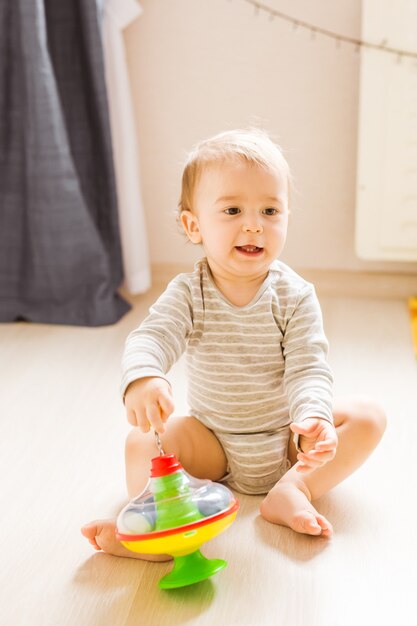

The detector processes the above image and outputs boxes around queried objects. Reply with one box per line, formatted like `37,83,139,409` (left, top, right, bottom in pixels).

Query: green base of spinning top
158,549,227,589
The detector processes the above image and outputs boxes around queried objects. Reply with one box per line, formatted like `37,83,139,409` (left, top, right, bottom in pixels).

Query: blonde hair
178,128,292,215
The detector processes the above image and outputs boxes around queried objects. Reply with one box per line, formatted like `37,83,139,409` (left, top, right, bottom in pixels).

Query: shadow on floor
73,550,216,625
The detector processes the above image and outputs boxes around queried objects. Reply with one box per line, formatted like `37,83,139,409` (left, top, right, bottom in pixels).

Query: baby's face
181,159,289,281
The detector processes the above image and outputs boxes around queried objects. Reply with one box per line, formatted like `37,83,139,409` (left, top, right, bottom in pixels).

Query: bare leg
81,416,227,558
125,415,228,498
260,396,387,536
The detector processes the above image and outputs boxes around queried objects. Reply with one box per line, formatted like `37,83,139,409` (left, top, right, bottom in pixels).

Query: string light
244,0,417,61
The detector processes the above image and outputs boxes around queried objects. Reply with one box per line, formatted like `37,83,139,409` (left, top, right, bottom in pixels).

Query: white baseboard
299,268,417,299
151,263,417,299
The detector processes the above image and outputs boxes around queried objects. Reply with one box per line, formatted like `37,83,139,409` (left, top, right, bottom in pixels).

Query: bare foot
81,519,172,561
260,481,333,537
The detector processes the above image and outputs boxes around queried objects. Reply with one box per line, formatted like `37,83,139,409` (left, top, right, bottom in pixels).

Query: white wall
125,0,417,274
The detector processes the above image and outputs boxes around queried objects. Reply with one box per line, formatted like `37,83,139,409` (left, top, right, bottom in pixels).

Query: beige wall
125,0,417,274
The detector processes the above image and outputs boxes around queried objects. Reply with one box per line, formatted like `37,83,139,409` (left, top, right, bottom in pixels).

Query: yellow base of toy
121,511,237,557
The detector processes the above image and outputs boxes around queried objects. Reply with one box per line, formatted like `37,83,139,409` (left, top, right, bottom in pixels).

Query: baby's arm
121,276,193,432
282,284,335,468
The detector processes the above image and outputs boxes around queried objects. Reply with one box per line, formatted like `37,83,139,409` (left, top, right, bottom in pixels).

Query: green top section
151,470,203,531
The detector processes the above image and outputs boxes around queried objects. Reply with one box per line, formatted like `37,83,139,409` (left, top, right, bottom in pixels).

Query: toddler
82,129,386,558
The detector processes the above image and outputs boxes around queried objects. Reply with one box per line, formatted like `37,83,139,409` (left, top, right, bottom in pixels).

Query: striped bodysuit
121,258,333,495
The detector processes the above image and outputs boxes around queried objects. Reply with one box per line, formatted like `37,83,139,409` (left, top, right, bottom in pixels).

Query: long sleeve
282,284,333,426
120,276,193,397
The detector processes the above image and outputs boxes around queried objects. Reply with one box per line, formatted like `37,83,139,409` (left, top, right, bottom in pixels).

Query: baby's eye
263,208,279,216
224,207,241,215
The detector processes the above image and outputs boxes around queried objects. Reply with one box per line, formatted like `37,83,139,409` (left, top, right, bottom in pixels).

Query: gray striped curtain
0,0,130,326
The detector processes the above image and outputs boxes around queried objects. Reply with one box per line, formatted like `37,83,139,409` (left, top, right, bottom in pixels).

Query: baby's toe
316,514,333,537
293,511,323,535
81,521,102,550
80,521,97,539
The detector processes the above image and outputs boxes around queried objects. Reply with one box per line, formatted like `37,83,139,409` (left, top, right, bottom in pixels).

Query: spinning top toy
116,433,239,589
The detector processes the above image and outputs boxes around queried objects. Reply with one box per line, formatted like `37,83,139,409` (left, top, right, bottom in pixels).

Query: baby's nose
243,222,263,234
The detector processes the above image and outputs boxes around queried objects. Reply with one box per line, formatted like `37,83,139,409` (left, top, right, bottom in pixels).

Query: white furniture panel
356,0,417,260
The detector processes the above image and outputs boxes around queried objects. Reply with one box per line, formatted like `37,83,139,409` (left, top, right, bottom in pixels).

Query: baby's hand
124,377,174,434
290,418,338,473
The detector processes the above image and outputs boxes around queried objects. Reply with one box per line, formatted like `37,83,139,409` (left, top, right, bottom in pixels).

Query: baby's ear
180,210,202,244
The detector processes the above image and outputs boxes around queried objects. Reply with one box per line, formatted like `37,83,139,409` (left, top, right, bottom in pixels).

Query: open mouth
235,245,264,256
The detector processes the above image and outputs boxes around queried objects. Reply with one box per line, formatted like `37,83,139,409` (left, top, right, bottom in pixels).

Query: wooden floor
1,279,416,626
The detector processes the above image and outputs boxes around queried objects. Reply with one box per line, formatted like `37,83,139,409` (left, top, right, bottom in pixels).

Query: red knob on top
150,453,183,477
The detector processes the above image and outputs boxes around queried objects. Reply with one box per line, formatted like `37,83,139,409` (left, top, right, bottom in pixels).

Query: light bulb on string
239,0,417,63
